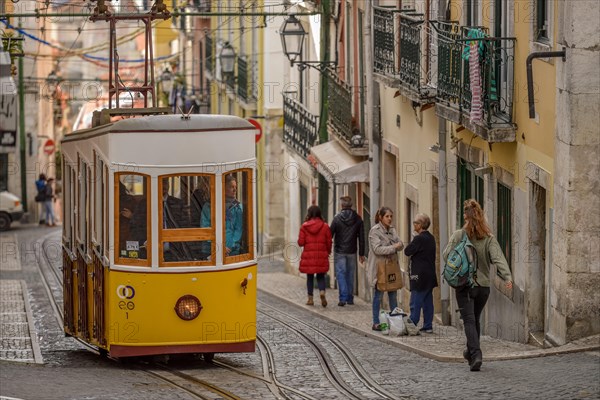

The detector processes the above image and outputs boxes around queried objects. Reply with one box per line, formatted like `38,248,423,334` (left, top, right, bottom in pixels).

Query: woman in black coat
404,213,437,333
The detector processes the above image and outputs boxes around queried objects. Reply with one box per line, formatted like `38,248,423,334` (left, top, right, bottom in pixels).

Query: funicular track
258,299,406,400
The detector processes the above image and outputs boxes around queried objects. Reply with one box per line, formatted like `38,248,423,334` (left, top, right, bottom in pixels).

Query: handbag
376,253,403,292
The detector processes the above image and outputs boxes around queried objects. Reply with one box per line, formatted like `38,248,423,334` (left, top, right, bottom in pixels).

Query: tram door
91,155,108,346
63,163,76,334
76,158,90,339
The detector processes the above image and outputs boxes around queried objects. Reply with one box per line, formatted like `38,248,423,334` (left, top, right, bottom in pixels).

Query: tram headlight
174,295,202,321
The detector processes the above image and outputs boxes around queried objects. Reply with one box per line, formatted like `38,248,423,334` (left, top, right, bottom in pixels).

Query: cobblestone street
1,225,599,399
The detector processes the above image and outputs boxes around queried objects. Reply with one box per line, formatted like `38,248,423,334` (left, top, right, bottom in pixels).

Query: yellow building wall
449,0,558,204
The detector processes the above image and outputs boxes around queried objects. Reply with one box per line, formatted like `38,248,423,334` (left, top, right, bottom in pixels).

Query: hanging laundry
462,28,485,61
469,43,483,123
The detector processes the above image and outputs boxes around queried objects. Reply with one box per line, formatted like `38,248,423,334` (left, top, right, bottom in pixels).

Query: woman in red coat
298,205,332,307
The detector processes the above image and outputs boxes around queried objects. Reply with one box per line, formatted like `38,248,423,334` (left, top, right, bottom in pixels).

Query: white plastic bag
379,310,390,335
388,308,407,336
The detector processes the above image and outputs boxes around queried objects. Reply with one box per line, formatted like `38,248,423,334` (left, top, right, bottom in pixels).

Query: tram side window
224,170,251,259
63,164,72,249
117,174,149,261
78,160,88,250
161,175,213,263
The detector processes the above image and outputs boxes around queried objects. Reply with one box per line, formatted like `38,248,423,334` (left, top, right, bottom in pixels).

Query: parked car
0,191,24,231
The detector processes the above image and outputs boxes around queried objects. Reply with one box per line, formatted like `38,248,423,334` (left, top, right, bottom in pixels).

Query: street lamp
45,70,61,99
219,42,236,76
279,14,305,65
279,15,337,72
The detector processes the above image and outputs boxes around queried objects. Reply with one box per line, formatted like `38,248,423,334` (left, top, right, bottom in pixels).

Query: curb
258,288,600,363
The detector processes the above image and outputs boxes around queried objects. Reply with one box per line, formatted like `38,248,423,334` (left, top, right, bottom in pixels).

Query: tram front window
118,174,148,261
161,175,213,263
224,172,245,257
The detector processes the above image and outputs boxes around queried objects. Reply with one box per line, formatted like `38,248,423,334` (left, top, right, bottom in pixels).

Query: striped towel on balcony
469,43,483,123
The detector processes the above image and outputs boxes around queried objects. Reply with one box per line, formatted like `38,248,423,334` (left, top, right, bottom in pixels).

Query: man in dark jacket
329,196,365,306
404,213,437,333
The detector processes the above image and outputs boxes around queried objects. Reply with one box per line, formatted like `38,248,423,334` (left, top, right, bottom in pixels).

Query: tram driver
199,173,244,258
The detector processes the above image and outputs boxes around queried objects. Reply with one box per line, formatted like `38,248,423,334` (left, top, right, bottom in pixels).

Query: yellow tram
61,114,258,359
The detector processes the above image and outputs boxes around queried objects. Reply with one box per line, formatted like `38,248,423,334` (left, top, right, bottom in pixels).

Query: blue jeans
334,253,356,303
409,288,434,330
43,200,55,225
306,273,326,296
372,288,398,325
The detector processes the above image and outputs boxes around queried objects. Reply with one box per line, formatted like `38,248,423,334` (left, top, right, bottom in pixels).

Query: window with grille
496,182,512,269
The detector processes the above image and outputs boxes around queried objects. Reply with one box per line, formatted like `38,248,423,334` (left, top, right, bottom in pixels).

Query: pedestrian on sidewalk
35,173,47,224
43,178,57,227
443,199,513,372
329,196,365,307
404,213,437,334
298,205,332,307
367,207,404,331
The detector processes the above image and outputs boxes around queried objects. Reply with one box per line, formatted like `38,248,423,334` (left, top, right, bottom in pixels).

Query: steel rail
259,299,405,400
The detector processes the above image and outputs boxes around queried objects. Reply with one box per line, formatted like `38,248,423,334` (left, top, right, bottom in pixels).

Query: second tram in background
60,113,258,360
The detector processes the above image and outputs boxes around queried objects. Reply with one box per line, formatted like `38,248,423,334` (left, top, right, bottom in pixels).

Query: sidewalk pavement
257,255,600,363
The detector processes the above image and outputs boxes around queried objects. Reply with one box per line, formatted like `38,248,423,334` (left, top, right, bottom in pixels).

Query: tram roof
62,114,256,142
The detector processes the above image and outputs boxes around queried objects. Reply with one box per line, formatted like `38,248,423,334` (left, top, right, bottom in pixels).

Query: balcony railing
435,22,516,141
374,7,435,102
237,56,256,105
205,35,214,75
327,73,366,153
283,93,319,159
373,6,398,76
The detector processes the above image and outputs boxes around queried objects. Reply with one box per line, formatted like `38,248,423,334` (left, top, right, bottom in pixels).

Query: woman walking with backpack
298,205,332,307
443,199,513,371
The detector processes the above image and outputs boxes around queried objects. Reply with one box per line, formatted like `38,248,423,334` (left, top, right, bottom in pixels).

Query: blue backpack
442,231,478,289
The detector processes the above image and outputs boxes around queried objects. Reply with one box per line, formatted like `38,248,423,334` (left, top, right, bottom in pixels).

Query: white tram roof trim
63,114,257,141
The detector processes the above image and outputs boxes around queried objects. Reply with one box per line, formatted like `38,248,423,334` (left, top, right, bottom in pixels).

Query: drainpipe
438,116,450,325
438,0,450,325
526,49,566,118
365,1,379,217
18,18,28,212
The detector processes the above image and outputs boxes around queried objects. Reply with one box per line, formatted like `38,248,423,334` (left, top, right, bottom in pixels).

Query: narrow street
1,224,598,399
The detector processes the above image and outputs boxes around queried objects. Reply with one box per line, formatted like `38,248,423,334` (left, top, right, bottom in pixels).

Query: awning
310,140,369,184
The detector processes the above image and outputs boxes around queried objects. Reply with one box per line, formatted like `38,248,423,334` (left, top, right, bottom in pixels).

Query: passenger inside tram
200,173,245,257
224,174,244,256
162,178,191,262
118,177,148,260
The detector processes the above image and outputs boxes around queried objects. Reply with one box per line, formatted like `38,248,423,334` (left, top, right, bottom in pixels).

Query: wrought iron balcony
434,22,516,142
283,93,319,159
237,56,256,106
373,6,398,77
205,35,214,75
327,73,367,156
373,7,435,103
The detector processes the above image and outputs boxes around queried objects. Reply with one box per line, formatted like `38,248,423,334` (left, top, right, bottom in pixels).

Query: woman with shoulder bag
443,199,513,372
366,207,404,331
